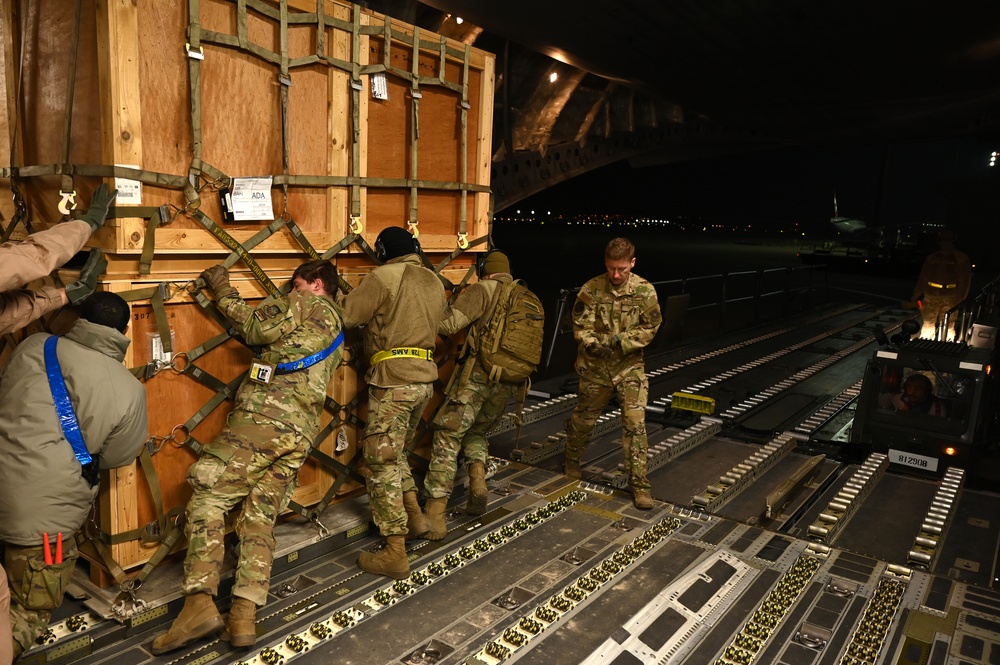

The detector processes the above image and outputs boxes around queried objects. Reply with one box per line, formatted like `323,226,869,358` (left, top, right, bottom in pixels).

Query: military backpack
475,279,545,383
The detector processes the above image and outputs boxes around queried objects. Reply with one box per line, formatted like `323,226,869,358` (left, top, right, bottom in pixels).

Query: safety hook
58,190,78,216
349,214,363,235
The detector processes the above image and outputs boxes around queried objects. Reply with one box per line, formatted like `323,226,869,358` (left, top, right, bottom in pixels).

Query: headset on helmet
374,228,421,262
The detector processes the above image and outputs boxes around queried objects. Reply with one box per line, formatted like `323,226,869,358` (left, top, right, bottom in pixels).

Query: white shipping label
888,448,939,473
231,176,275,221
148,331,175,364
115,164,143,205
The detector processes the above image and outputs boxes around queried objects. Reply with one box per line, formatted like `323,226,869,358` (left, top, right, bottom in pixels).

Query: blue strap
44,336,93,466
274,329,344,374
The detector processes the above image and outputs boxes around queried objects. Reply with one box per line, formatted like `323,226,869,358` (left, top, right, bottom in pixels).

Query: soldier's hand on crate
76,184,119,232
201,265,237,299
66,249,107,305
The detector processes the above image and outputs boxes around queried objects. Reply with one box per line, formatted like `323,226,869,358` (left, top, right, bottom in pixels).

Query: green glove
76,183,119,232
66,248,107,304
200,265,237,299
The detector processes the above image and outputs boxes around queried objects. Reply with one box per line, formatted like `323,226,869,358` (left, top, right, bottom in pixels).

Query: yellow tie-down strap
927,282,957,289
671,392,717,415
370,347,435,365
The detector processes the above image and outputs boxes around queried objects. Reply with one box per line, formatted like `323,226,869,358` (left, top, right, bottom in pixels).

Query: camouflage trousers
182,411,308,606
0,562,11,665
3,538,79,657
425,364,515,499
565,369,651,492
364,383,433,537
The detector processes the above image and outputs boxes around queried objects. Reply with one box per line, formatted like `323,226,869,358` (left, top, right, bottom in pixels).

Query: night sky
513,137,997,238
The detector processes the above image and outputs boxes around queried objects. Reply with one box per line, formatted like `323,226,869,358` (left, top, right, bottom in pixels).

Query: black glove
200,265,237,299
76,184,119,232
585,341,612,359
66,248,107,304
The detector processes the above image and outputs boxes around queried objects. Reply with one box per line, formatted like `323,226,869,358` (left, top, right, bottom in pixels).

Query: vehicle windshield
871,363,977,425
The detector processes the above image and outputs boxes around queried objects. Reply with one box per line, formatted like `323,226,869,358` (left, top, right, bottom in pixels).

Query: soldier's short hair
293,260,339,297
80,292,130,333
605,237,635,261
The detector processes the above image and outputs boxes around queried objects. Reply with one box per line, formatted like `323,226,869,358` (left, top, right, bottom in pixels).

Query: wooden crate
1,0,494,575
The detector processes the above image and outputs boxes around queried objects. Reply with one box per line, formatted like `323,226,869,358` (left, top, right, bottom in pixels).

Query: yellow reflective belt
927,282,957,289
370,347,434,365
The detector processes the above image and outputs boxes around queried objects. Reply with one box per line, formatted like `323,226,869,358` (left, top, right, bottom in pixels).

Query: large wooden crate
1,0,494,575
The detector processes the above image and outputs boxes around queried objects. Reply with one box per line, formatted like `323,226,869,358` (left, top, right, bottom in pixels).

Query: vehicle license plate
888,449,939,472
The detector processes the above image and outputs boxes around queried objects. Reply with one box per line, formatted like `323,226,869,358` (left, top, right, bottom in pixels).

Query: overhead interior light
455,16,464,24
549,72,558,83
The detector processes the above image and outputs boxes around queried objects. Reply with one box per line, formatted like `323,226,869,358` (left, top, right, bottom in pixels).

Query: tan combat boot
403,491,429,540
151,592,224,655
564,458,582,479
357,535,410,579
224,597,257,648
424,497,449,540
632,490,653,510
467,462,489,515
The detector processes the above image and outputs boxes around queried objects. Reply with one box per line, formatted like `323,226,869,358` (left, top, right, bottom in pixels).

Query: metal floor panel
22,302,1000,665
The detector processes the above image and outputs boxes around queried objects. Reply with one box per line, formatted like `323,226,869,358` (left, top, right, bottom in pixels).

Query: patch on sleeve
254,304,283,322
573,299,586,316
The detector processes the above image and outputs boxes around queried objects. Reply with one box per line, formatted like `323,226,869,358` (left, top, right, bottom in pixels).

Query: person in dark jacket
0,292,147,658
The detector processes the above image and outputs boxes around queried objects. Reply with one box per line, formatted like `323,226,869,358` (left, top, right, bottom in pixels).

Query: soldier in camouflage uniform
564,238,662,509
152,260,344,655
339,226,446,579
423,251,518,537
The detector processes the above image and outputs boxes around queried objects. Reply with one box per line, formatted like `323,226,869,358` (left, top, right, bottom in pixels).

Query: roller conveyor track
22,302,1000,665
33,460,1000,665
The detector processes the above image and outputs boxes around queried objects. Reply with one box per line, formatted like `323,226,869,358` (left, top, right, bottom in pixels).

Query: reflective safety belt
274,330,345,375
44,336,99,487
927,282,957,289
370,347,434,365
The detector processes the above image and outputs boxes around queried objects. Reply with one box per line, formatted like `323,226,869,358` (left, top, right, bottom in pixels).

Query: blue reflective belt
44,336,93,467
274,329,344,374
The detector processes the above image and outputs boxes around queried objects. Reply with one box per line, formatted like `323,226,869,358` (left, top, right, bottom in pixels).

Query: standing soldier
563,238,662,509
339,226,446,578
152,260,344,654
911,229,972,340
424,250,526,537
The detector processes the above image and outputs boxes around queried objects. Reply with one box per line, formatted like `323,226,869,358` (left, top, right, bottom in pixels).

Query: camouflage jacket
218,289,344,438
439,273,512,387
440,273,512,338
572,272,662,385
339,254,445,388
